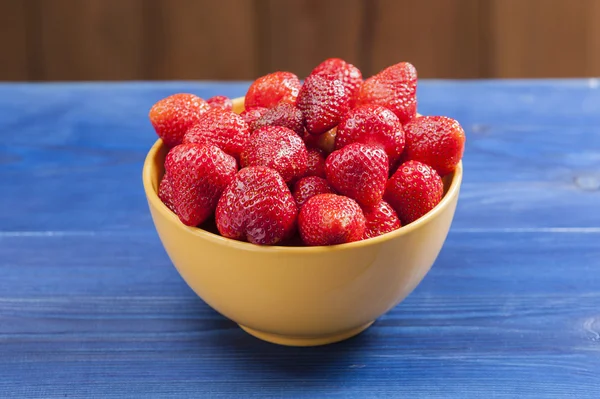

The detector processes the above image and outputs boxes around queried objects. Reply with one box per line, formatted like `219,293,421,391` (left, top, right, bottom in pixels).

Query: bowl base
238,322,374,347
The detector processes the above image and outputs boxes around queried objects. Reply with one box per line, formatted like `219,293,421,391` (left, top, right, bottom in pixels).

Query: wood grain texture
488,0,595,78
1,81,600,397
34,0,145,80
259,0,364,78
370,0,483,78
2,81,599,232
0,233,599,398
3,0,600,80
0,0,29,80
0,231,599,297
588,0,600,75
144,0,258,80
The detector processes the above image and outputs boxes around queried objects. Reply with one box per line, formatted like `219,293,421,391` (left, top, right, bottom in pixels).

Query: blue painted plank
1,81,600,398
418,79,600,128
1,81,599,232
0,232,599,398
0,231,599,297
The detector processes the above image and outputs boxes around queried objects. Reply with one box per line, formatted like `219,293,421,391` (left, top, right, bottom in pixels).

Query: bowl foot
238,322,374,347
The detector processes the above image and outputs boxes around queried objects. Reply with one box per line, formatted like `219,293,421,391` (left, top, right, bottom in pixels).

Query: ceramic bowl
142,97,463,346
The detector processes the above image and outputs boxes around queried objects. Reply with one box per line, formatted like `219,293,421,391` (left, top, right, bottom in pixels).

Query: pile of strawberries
149,58,465,246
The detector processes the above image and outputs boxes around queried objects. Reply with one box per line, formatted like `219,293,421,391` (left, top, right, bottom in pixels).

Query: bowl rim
142,99,463,253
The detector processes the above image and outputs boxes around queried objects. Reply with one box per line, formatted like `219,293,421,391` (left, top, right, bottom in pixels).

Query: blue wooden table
1,80,599,398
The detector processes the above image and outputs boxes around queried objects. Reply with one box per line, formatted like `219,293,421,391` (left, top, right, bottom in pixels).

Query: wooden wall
2,0,600,81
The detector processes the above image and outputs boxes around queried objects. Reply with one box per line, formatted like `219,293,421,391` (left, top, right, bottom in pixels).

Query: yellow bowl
142,97,463,346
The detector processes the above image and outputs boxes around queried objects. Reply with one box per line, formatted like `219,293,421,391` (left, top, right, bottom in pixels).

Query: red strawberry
403,116,466,176
165,143,237,227
158,172,176,213
149,93,210,147
298,194,366,246
335,104,405,166
292,176,336,208
240,126,308,184
183,109,250,160
311,58,362,105
356,62,417,124
362,200,401,239
250,102,304,136
215,166,297,245
207,95,233,111
302,127,337,154
304,147,326,178
296,73,352,135
245,72,301,109
384,160,443,225
240,107,269,126
325,143,389,208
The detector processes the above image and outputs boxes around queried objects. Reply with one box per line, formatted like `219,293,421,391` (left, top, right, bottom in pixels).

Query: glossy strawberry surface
356,62,417,124
298,194,366,246
165,143,237,227
250,102,304,136
335,104,405,166
292,176,336,208
245,72,301,109
362,200,401,239
206,95,233,111
183,109,250,160
384,160,443,224
215,166,297,245
325,143,389,208
297,73,352,135
311,58,362,106
240,126,308,184
149,93,210,147
403,116,465,176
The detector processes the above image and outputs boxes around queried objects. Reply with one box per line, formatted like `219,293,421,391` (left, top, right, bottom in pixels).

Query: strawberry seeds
149,58,466,246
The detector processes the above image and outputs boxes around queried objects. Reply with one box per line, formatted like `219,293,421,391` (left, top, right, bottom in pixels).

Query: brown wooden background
2,0,600,81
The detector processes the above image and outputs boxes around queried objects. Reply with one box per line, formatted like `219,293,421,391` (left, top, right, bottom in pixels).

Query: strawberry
149,93,210,147
250,102,304,136
292,176,336,208
304,147,326,178
384,160,443,225
298,194,366,246
207,95,233,111
240,126,308,184
165,143,237,227
183,109,250,160
158,172,177,213
215,166,297,245
403,116,466,176
356,62,417,124
240,107,269,126
302,127,337,154
311,58,362,106
325,143,389,208
245,72,301,109
362,200,401,239
335,104,405,166
296,73,352,135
